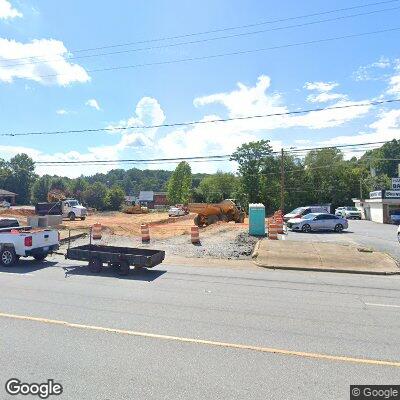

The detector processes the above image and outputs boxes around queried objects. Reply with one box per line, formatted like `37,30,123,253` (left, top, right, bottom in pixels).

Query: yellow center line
1,311,399,368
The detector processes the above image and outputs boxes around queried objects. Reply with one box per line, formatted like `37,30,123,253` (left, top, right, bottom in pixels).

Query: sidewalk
252,239,400,275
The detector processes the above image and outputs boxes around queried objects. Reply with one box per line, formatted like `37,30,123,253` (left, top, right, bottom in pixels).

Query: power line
18,26,400,81
4,0,398,64
3,98,399,138
33,141,400,166
3,5,399,69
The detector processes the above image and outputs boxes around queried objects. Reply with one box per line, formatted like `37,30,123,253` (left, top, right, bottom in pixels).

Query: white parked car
168,207,186,217
287,213,348,233
284,206,330,222
335,206,361,220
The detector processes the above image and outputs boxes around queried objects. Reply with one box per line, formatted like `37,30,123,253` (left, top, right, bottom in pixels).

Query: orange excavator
188,199,246,227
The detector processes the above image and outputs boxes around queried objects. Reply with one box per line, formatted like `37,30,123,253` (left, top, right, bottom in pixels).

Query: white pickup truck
0,224,59,266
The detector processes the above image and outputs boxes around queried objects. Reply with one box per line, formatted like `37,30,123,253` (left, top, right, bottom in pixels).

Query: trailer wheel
88,258,102,273
0,247,17,266
117,261,130,276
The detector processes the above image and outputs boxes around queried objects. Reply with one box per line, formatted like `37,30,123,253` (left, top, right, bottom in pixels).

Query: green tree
105,185,126,211
230,140,275,207
7,154,36,204
82,182,108,210
31,175,52,203
167,161,192,204
71,177,89,202
198,172,237,203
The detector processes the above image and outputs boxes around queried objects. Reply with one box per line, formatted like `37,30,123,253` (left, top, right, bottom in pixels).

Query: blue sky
0,0,400,177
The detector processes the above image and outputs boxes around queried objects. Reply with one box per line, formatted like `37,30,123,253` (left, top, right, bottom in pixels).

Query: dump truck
188,199,245,227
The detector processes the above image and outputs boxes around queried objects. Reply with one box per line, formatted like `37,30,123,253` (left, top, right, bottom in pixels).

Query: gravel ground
62,227,259,260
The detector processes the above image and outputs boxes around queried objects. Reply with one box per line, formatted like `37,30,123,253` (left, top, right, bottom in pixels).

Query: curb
252,260,400,275
251,239,261,259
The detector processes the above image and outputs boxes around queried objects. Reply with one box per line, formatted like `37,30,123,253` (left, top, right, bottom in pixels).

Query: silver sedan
287,213,348,233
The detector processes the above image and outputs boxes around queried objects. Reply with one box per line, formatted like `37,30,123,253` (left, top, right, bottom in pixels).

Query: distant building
0,189,17,205
138,191,168,209
124,195,137,205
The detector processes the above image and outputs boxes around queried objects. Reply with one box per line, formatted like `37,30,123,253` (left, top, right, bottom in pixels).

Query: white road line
365,302,400,309
0,272,34,276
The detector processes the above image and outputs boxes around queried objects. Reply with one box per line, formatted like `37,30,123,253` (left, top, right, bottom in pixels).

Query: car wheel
397,233,400,244
68,212,76,221
88,258,102,273
302,224,311,233
0,248,17,266
334,223,344,233
80,217,86,221
33,254,47,261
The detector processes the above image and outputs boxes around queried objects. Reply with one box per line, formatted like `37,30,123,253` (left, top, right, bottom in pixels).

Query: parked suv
335,206,361,220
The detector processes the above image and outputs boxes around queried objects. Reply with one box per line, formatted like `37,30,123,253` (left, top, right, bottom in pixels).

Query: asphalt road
0,255,399,399
286,219,400,260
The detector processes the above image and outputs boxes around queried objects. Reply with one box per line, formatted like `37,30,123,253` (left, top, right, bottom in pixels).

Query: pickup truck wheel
68,212,76,221
117,261,130,276
33,254,47,261
88,258,102,273
1,248,17,266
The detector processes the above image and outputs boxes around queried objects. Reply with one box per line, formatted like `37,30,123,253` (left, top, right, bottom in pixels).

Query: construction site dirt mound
0,208,35,217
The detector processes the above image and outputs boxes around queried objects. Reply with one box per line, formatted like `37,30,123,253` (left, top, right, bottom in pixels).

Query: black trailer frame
65,228,165,275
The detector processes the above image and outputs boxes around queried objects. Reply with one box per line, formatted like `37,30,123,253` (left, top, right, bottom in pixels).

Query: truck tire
117,261,130,276
88,258,102,273
33,254,47,261
1,247,17,266
68,212,76,221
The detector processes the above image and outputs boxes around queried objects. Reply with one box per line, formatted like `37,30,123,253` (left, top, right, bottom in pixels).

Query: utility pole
359,178,363,200
280,148,285,212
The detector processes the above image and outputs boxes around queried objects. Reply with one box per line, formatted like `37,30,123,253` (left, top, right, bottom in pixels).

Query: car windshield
345,207,358,211
69,200,79,206
290,207,305,214
302,213,316,219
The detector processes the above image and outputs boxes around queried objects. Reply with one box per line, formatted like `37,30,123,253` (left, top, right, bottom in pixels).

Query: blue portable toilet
249,203,266,236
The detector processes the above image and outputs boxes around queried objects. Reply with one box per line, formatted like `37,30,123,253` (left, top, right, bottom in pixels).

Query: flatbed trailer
66,244,165,275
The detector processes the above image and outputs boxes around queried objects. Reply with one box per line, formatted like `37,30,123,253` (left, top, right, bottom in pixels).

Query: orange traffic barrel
268,222,278,240
92,223,102,240
191,226,200,244
141,223,150,243
275,216,284,234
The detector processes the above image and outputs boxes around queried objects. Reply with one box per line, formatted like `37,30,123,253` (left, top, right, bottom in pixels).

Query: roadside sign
392,178,400,190
369,191,383,198
385,190,400,199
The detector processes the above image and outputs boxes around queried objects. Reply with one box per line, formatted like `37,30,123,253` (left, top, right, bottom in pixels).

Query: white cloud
85,98,101,111
304,80,347,104
56,109,68,115
0,0,22,19
354,57,392,81
315,108,400,158
304,81,338,92
387,74,400,95
0,38,90,85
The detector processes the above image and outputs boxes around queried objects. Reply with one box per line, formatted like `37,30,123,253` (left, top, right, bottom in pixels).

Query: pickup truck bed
66,244,165,275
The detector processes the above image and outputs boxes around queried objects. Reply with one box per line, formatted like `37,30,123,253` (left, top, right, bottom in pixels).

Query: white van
284,205,330,222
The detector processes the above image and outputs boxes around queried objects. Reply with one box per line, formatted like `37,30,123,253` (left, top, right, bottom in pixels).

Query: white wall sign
392,177,400,190
369,191,383,198
385,190,400,198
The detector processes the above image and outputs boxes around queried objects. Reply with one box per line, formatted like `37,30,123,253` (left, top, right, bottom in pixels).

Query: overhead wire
2,98,399,137
2,5,399,69
4,0,398,64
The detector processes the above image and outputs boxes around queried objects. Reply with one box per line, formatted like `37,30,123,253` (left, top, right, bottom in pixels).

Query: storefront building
353,190,400,224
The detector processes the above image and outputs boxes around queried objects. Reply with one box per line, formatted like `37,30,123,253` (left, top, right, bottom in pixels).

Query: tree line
1,139,399,213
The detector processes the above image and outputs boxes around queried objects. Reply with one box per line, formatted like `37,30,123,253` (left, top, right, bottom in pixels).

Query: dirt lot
2,207,257,260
